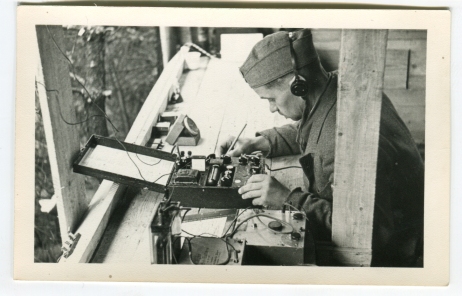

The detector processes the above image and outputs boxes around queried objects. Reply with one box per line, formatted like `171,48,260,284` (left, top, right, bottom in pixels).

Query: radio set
73,134,266,209
168,151,265,208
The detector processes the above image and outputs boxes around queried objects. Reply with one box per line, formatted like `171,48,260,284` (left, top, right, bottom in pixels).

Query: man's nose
269,103,278,113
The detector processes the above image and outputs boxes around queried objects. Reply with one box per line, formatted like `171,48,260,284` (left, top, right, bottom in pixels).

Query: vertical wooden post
36,25,88,240
159,27,174,67
331,29,388,266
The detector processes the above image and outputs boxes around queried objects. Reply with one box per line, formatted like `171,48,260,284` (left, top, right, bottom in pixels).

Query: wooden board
35,25,88,239
91,188,160,263
384,49,409,89
331,29,388,266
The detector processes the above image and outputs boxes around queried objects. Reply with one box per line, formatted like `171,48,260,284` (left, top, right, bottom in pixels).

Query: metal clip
61,230,81,259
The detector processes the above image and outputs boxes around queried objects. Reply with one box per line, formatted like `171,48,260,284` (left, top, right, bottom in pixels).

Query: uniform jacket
257,72,424,267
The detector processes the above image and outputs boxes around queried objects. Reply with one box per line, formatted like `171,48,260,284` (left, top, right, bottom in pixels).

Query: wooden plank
387,39,427,77
313,41,340,52
384,89,426,143
388,30,427,40
394,105,426,144
130,46,189,145
315,242,372,267
61,46,188,263
317,49,339,72
407,75,426,90
384,49,408,89
35,25,88,240
316,48,409,90
159,27,177,67
312,29,342,42
331,30,388,265
176,58,234,155
385,89,425,106
92,188,160,263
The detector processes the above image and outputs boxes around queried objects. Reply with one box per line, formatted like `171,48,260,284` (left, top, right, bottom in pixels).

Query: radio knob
293,213,304,220
221,175,232,187
239,155,248,165
268,221,283,231
223,155,232,164
250,166,261,174
291,232,301,241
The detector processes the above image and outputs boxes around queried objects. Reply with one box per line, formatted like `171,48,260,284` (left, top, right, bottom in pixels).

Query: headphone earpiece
288,32,309,98
290,75,309,97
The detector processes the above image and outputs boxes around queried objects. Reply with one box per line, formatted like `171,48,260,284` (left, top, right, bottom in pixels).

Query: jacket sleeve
256,122,301,157
285,188,333,241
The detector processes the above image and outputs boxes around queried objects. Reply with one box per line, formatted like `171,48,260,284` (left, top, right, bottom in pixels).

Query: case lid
73,135,176,193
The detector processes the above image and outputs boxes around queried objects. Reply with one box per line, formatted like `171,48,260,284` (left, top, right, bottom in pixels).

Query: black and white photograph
14,6,450,286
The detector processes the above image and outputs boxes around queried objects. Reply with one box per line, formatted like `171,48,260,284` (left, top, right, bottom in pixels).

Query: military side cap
239,29,318,88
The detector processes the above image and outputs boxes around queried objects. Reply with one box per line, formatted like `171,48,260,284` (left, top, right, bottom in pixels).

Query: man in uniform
219,29,424,267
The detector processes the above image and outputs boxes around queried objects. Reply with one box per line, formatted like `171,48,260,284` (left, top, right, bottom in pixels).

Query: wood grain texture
331,30,388,261
36,26,88,239
61,46,188,263
315,241,373,267
384,49,409,89
91,188,161,263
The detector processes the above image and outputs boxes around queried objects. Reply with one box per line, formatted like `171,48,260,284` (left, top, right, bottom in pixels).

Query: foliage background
34,26,163,262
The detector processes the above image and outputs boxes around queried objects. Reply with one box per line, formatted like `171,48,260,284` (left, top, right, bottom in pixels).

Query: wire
264,164,302,172
45,26,118,130
283,202,310,222
36,82,107,126
184,42,215,59
178,234,234,265
41,25,168,182
135,153,162,166
181,208,192,222
252,209,269,228
228,213,295,238
221,207,252,238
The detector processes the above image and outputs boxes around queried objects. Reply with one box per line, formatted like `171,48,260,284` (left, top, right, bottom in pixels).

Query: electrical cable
264,164,302,172
36,82,107,126
283,202,310,222
184,42,215,59
221,207,253,238
228,213,295,237
42,25,168,182
181,208,191,222
178,234,235,265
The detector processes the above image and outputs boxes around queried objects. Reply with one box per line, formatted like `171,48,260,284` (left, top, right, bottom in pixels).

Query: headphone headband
288,32,309,98
288,33,299,77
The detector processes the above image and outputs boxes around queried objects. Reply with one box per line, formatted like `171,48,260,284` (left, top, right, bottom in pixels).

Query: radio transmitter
73,135,266,209
167,152,265,208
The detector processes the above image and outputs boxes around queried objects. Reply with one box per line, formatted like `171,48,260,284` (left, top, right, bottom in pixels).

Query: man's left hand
238,174,291,208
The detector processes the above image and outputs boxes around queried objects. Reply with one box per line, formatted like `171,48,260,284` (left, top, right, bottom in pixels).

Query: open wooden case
73,134,256,209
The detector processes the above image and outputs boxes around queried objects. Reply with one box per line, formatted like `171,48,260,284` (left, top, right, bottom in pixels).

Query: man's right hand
217,135,270,157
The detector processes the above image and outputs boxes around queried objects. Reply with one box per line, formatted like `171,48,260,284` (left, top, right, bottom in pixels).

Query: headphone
288,32,309,97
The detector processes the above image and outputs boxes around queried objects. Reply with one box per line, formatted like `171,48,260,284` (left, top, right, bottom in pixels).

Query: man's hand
217,135,270,157
238,174,291,208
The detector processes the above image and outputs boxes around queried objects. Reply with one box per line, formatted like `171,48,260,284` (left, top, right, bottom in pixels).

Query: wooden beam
60,46,188,263
331,29,388,266
35,25,88,240
159,27,178,67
